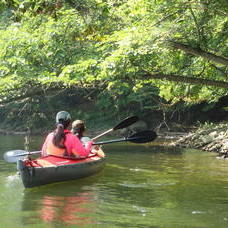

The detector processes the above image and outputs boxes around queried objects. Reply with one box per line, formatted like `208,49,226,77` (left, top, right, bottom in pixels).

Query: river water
1,135,228,228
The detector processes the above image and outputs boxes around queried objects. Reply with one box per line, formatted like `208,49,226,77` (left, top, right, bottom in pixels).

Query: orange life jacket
46,140,67,157
45,132,69,157
42,130,92,158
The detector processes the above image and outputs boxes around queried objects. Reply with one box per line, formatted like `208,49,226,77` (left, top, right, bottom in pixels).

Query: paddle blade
113,116,139,130
3,150,41,163
128,130,157,143
93,130,157,145
3,150,28,163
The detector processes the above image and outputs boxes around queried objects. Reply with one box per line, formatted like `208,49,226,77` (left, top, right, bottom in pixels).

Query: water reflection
39,193,94,225
21,179,102,226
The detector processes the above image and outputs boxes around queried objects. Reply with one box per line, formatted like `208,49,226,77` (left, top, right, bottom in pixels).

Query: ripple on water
119,181,176,189
192,210,206,214
119,182,149,188
132,205,147,217
5,173,21,187
128,167,179,188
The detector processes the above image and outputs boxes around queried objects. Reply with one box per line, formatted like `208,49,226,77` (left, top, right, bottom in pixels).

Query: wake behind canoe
17,153,105,188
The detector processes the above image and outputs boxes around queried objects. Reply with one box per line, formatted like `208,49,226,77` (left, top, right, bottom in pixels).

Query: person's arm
41,133,52,156
67,134,93,158
80,136,91,145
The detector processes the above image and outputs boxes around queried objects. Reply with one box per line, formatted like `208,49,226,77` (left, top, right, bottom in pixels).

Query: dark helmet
56,111,71,124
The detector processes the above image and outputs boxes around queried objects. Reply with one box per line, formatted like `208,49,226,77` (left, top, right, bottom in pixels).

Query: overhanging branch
0,80,104,106
169,41,228,67
144,72,228,89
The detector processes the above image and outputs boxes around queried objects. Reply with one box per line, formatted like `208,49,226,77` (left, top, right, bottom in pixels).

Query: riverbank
173,122,228,158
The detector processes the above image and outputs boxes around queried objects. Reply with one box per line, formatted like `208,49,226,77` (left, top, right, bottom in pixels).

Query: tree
0,0,228,111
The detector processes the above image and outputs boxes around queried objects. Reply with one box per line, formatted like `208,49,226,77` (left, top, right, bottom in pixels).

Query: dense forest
0,0,228,133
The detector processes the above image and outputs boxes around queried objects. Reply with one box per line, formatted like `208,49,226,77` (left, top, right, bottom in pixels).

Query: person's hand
91,146,105,158
96,149,105,158
93,145,100,150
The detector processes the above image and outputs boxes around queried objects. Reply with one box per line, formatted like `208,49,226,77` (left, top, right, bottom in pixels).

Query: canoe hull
17,155,105,188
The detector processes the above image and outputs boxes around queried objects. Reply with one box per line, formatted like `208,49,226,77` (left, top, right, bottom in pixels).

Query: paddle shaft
93,137,136,145
4,130,156,163
12,151,41,157
92,128,113,141
93,131,157,145
92,116,139,141
12,135,151,156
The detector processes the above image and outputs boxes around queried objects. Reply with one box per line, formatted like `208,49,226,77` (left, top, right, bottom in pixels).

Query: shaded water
1,135,228,228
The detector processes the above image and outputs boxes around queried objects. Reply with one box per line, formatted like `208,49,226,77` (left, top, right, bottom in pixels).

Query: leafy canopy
0,0,227,109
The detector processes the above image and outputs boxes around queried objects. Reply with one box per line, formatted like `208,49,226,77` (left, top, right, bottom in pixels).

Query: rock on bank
174,122,228,157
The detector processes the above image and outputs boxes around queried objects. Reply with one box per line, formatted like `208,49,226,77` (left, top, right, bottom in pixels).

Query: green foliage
0,0,228,129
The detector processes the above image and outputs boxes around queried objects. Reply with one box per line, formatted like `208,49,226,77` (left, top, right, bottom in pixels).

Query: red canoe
17,152,105,188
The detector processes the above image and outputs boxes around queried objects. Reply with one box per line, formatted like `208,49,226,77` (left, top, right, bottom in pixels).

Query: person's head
56,111,71,128
53,111,71,148
71,120,86,139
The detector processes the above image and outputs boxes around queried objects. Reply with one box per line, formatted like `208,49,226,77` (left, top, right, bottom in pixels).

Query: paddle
3,150,42,163
92,115,139,141
93,130,157,145
3,130,157,163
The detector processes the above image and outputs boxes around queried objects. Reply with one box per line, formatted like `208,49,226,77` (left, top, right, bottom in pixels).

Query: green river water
1,135,228,228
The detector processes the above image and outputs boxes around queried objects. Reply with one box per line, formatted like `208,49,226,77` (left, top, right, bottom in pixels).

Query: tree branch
143,72,228,89
0,81,102,106
168,41,228,67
